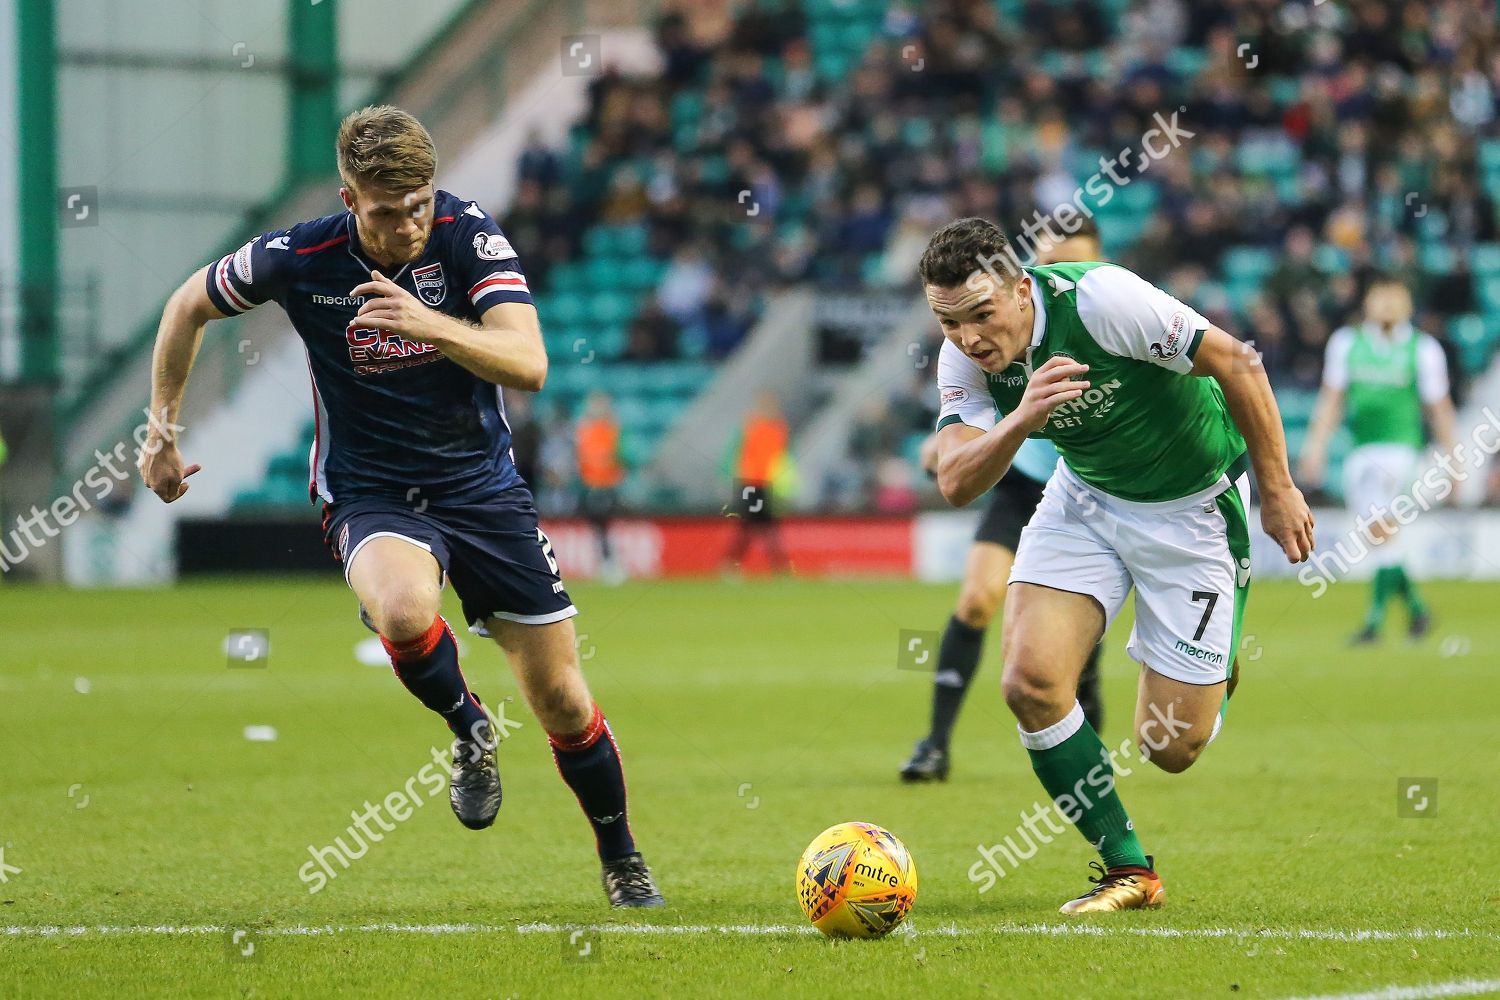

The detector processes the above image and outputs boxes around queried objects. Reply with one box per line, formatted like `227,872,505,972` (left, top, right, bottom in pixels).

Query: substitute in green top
1298,276,1458,644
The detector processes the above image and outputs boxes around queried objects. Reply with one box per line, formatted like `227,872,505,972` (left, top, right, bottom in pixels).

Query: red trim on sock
548,703,606,751
381,616,447,663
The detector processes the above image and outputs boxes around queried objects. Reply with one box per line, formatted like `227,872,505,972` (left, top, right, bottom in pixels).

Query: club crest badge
412,262,446,306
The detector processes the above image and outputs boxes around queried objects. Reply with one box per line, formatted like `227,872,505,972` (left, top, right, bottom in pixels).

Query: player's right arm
1296,328,1352,489
141,233,290,502
932,341,1087,507
139,267,228,502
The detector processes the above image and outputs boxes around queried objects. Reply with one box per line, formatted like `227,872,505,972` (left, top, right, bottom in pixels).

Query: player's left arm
1192,327,1314,562
350,270,547,391
1073,265,1313,562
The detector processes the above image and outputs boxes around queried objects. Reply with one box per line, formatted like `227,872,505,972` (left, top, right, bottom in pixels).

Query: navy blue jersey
204,190,535,504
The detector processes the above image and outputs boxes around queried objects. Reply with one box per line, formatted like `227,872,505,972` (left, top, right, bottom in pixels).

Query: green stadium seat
1450,314,1489,366
1164,48,1207,78
1479,274,1500,313
540,295,587,327
583,257,621,290
1485,167,1500,200
1480,139,1500,174
836,20,874,54
1420,243,1456,275
1275,388,1318,427
1237,139,1299,175
547,262,584,292
1116,181,1158,215
1222,246,1277,283
1267,76,1302,107
267,453,306,480
671,90,702,131
1471,243,1500,276
583,227,616,258
613,396,651,426
1314,245,1351,273
616,256,663,291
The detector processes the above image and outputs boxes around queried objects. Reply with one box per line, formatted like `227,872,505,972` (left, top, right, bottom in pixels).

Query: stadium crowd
504,0,1499,509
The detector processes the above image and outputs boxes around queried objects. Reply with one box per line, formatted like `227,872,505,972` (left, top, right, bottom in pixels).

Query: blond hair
335,105,437,193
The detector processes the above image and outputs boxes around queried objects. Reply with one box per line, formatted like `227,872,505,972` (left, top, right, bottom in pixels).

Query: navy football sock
382,617,488,739
929,615,986,750
549,704,637,861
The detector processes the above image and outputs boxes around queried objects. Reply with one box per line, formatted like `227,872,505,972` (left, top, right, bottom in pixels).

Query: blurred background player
575,391,626,583
1299,276,1458,643
722,391,792,573
901,218,1107,783
136,105,663,908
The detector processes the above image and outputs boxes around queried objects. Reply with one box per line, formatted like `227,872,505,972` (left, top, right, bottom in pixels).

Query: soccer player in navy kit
138,106,663,908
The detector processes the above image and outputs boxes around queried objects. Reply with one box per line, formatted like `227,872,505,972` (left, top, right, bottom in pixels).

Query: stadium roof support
16,0,56,383
287,0,339,182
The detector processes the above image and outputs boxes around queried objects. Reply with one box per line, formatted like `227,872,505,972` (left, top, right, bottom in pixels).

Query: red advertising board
540,516,914,579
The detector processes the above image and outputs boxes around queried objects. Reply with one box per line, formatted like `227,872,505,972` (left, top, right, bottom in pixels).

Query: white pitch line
1281,978,1500,1000
2,922,1496,943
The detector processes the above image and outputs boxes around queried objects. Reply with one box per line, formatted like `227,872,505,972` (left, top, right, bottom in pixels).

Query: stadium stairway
643,290,818,510
790,297,934,509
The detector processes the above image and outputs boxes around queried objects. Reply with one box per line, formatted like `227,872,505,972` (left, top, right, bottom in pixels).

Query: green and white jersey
1322,322,1448,448
935,261,1246,503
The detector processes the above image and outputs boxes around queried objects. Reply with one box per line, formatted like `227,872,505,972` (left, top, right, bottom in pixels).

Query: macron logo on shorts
1173,639,1224,664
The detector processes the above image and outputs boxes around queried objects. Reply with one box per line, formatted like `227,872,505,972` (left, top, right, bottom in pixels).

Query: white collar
1362,320,1414,343
1028,273,1048,349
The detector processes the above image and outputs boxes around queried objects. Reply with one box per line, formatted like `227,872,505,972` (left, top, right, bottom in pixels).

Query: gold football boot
1059,857,1165,914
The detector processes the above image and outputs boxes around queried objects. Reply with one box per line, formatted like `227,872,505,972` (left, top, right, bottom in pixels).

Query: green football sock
1365,567,1396,629
1021,703,1148,870
1392,565,1428,616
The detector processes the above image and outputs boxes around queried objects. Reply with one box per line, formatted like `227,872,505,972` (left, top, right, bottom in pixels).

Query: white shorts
1343,443,1419,517
1009,460,1251,685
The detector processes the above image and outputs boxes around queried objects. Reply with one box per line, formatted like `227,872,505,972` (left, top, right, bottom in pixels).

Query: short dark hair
1365,271,1407,293
918,217,1014,288
1066,215,1100,241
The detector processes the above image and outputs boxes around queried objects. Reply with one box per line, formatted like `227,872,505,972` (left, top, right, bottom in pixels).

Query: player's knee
370,586,441,643
954,591,998,630
1139,732,1208,774
527,679,590,732
1000,660,1067,728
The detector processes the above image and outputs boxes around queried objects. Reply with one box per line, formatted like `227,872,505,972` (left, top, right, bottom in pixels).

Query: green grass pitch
0,575,1495,998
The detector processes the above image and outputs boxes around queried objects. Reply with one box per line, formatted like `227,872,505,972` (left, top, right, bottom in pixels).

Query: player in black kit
139,105,662,908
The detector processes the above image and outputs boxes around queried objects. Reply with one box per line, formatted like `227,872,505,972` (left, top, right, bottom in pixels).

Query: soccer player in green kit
900,220,1108,784
921,218,1314,913
1299,276,1457,642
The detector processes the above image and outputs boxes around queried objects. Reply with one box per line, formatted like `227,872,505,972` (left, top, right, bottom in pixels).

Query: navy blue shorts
973,466,1047,551
323,486,576,636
